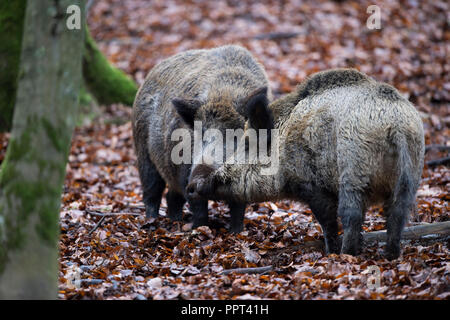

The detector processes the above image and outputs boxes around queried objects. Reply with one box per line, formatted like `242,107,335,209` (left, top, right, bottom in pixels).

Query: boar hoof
384,246,401,261
191,200,209,228
145,205,160,218
192,219,208,228
230,225,243,234
341,241,360,256
167,211,183,221
325,240,341,255
166,191,185,221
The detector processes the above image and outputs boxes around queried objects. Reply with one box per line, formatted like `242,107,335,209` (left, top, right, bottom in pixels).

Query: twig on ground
426,156,450,167
85,209,141,216
364,221,450,242
425,144,450,152
220,266,273,275
252,31,302,40
88,215,106,236
126,203,146,210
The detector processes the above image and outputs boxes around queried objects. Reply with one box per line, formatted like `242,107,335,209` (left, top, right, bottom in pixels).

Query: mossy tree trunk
0,0,85,299
0,0,27,132
83,26,138,106
0,1,138,133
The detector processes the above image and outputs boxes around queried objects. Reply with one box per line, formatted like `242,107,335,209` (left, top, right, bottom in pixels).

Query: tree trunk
0,0,27,132
0,1,138,133
0,0,85,299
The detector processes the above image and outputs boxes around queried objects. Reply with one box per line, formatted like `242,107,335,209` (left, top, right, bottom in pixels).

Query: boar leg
309,193,340,254
338,188,364,256
190,199,209,228
166,190,185,221
228,201,246,234
138,155,166,218
384,186,416,260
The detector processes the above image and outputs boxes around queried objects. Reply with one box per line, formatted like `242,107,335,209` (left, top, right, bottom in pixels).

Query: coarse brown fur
188,68,425,259
132,45,271,232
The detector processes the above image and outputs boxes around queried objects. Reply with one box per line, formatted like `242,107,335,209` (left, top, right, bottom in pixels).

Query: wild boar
187,68,425,259
132,45,271,232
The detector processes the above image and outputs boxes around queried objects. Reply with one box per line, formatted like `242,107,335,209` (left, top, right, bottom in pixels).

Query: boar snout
186,164,215,200
186,181,202,200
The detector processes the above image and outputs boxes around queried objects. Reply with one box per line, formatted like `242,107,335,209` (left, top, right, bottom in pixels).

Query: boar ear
172,98,202,127
244,87,273,131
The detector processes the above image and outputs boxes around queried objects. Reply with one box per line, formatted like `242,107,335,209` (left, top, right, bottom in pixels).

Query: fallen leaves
1,0,449,300
53,110,448,298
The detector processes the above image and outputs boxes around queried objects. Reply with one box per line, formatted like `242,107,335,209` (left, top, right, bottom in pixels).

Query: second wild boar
187,68,425,259
132,45,271,232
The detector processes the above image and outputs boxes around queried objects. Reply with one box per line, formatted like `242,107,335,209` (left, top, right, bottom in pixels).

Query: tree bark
0,0,85,299
0,0,27,132
0,1,138,133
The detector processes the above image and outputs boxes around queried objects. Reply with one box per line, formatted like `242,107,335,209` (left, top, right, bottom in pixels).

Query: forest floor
2,0,449,299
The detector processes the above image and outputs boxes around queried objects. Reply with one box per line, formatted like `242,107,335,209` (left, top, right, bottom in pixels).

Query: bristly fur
190,68,425,258
132,45,271,231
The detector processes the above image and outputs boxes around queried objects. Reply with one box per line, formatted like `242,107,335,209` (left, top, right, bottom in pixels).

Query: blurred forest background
0,0,448,299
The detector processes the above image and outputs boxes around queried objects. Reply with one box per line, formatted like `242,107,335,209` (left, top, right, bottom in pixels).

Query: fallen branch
88,215,106,236
85,209,141,216
365,221,450,242
80,278,104,285
220,266,273,275
426,156,450,167
126,203,146,210
294,221,450,251
425,144,450,152
253,31,302,40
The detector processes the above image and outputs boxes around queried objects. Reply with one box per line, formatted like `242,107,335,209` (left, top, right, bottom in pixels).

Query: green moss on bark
0,6,137,134
83,27,138,106
42,118,71,153
0,0,27,132
79,83,94,106
0,119,65,275
0,0,84,298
